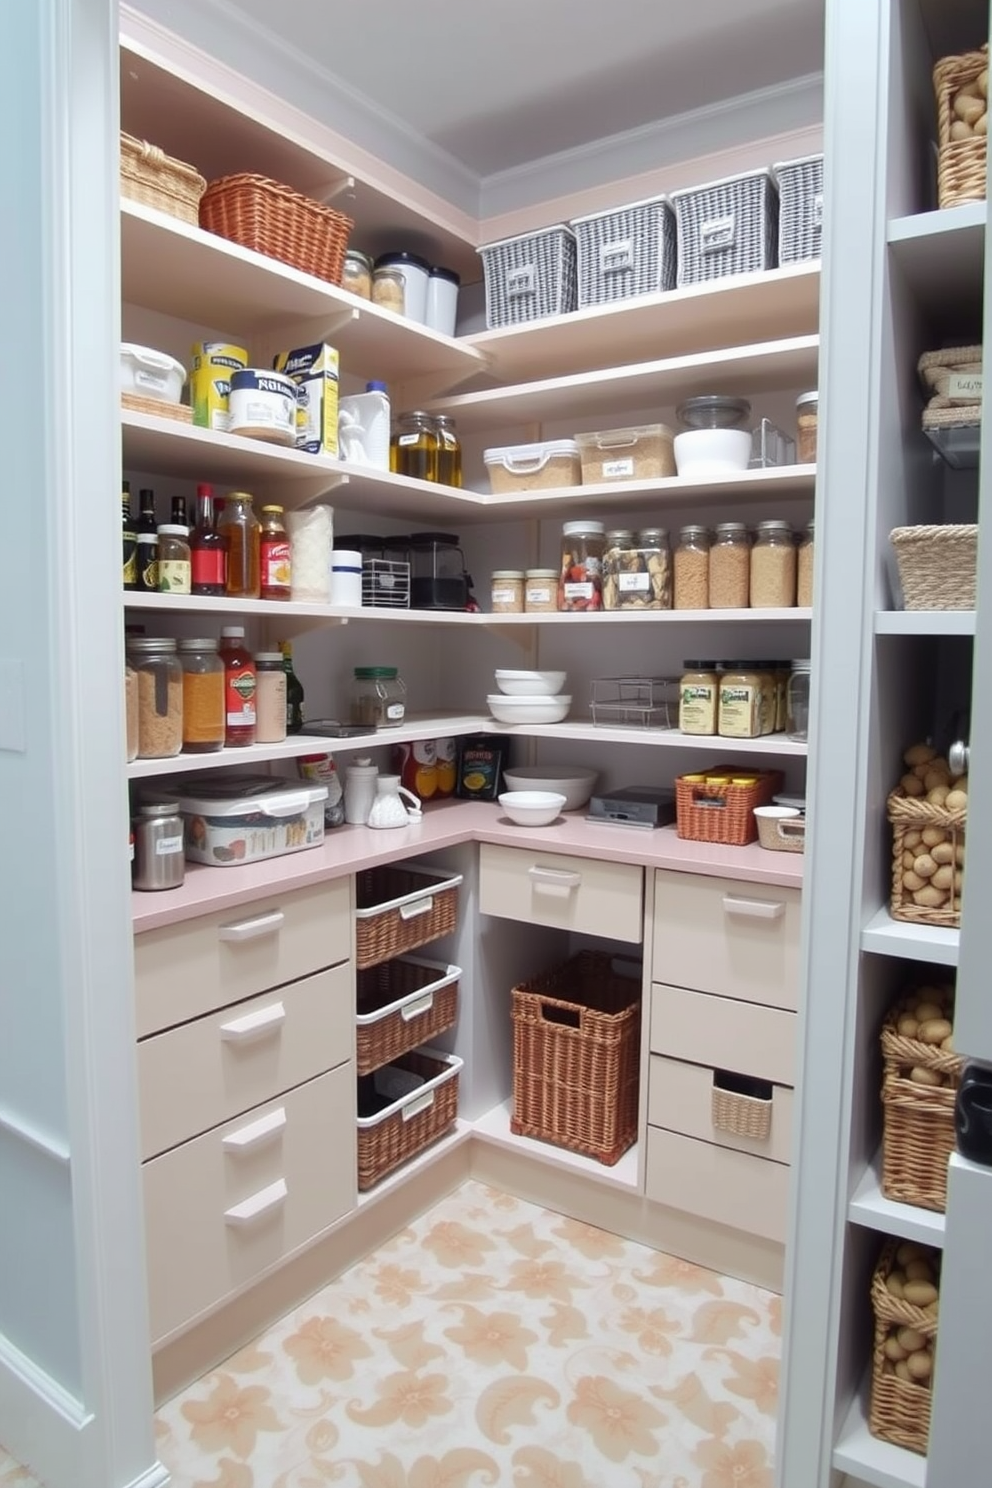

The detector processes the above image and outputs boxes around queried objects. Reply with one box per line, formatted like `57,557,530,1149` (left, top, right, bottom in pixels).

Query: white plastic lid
120,343,186,377
220,625,245,638
157,524,188,537
491,570,525,579
175,777,328,816
796,390,818,407
484,440,579,464
562,520,605,535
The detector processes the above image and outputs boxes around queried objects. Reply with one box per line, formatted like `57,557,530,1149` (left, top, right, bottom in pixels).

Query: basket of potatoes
870,1238,940,1456
881,982,962,1212
888,741,967,927
934,43,988,209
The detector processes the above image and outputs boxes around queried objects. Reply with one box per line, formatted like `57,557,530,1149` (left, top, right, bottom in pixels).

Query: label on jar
603,456,635,479
191,548,225,588
679,684,717,735
386,703,405,720
137,537,158,592
122,535,137,588
155,834,184,855
948,372,983,401
564,580,594,600
157,559,191,594
398,433,420,446
226,666,256,727
526,585,553,604
491,587,519,605
618,572,650,593
719,684,760,738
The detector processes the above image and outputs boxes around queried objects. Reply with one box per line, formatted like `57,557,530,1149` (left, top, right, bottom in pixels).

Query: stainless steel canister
132,800,186,891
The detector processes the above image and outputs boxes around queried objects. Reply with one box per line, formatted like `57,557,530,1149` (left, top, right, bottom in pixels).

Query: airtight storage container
175,774,327,865
484,440,581,494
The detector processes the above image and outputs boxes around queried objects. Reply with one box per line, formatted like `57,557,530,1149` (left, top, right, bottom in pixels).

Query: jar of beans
797,520,814,607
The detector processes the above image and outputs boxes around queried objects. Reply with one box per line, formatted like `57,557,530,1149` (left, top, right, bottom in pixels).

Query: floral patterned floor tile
0,1445,42,1486
156,1179,781,1488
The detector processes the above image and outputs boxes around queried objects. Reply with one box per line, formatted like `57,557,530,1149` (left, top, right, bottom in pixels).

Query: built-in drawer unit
649,983,796,1088
645,1127,790,1244
648,1055,794,1165
479,843,643,945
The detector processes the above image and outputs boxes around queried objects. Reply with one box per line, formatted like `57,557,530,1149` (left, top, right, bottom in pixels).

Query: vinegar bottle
190,485,227,597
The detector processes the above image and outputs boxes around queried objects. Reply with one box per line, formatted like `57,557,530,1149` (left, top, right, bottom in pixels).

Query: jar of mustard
718,663,762,738
679,662,719,735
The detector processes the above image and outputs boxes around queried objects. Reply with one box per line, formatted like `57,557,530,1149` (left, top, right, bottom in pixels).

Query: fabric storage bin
934,44,988,210
676,768,783,846
120,132,206,224
478,225,577,329
356,1048,462,1190
575,424,676,483
887,786,966,929
881,987,962,1213
670,169,779,287
484,440,581,494
869,1238,940,1457
355,957,461,1076
569,194,676,307
773,154,824,263
511,950,641,1166
199,173,354,285
354,864,462,970
889,525,978,610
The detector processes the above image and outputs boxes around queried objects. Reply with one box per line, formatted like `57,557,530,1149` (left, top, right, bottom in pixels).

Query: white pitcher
366,775,423,829
344,757,379,825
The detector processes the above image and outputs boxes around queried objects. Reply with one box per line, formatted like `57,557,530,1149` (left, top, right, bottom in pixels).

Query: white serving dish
673,427,752,477
494,669,567,696
174,774,328,866
501,765,598,810
498,790,568,826
120,343,186,403
487,694,572,725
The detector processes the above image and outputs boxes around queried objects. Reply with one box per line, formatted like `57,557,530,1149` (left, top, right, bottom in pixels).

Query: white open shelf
848,1150,946,1247
861,909,960,967
887,203,986,324
833,1379,927,1488
875,610,976,636
472,1099,640,1192
483,464,817,516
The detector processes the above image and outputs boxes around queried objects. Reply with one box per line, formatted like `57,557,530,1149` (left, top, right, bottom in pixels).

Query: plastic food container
175,775,328,865
228,368,298,445
575,423,676,483
484,440,581,493
120,343,186,403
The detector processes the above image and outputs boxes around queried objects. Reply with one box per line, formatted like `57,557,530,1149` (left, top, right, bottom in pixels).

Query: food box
175,774,327,865
484,440,581,493
575,423,675,483
272,342,340,455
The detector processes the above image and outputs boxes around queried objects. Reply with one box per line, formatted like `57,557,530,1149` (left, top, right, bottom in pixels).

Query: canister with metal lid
132,800,186,891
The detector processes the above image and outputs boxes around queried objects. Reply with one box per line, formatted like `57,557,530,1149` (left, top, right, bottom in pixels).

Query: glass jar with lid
490,570,524,614
155,525,191,594
602,530,633,612
390,411,440,483
787,660,812,741
126,637,183,758
718,662,762,739
677,395,752,430
754,662,777,736
177,638,224,753
679,661,719,735
524,568,559,613
674,525,711,609
750,520,797,608
709,523,750,608
351,666,408,729
342,249,373,300
797,520,815,608
560,520,605,611
634,528,672,609
796,391,818,464
124,660,139,762
434,415,463,487
371,262,407,315
218,491,261,599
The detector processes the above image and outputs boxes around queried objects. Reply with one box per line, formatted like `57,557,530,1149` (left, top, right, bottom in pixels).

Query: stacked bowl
487,669,571,725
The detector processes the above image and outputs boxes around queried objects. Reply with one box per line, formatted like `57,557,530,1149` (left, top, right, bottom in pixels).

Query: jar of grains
679,661,719,735
718,663,763,739
371,263,407,315
124,660,139,762
342,250,373,300
796,391,818,464
177,638,225,753
709,523,750,608
254,652,288,744
525,568,559,613
674,525,711,609
127,637,183,758
750,520,797,608
797,520,814,607
559,520,605,612
490,570,524,614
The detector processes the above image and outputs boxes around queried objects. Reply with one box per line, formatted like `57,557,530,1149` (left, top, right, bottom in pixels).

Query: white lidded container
425,266,460,337
120,343,186,403
484,439,581,493
176,774,328,866
227,368,298,446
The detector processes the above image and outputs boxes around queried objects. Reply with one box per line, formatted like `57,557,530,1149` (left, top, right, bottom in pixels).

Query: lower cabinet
645,1128,790,1245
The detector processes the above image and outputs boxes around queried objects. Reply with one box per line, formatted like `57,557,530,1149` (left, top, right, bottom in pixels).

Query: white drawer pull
224,1178,287,1227
528,866,581,894
401,991,434,1021
399,896,433,921
223,1107,287,1153
220,1001,286,1044
218,909,286,943
402,1089,435,1121
722,895,785,921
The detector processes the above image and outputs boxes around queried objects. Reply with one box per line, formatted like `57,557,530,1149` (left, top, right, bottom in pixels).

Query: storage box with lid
575,424,675,483
569,194,676,307
670,169,779,286
484,440,581,494
477,225,577,328
175,775,328,865
773,154,824,263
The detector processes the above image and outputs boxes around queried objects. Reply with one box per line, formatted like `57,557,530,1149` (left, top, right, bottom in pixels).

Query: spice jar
177,638,225,753
156,525,191,594
127,637,183,758
718,663,762,739
709,523,750,608
797,520,814,608
124,660,139,762
390,411,440,483
351,666,407,729
132,800,186,892
490,570,524,614
525,568,559,613
796,391,818,464
559,520,605,612
342,249,373,300
750,520,797,608
259,505,292,600
674,526,711,610
218,492,261,599
787,660,812,741
434,415,463,487
679,662,719,735
254,652,288,744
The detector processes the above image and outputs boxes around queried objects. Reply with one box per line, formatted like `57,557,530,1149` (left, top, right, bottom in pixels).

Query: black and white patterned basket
569,194,676,308
478,225,577,328
670,169,779,287
773,154,824,264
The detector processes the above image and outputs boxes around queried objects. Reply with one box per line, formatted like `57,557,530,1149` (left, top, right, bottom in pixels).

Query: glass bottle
254,652,288,743
797,520,815,608
709,522,750,609
190,484,227,596
260,505,292,600
787,660,812,741
390,411,440,482
559,520,605,612
122,481,137,591
126,637,183,758
674,525,711,610
218,625,256,747
434,415,463,487
177,637,225,753
135,488,158,594
279,640,305,733
219,491,261,599
350,666,407,728
171,495,188,533
155,525,191,594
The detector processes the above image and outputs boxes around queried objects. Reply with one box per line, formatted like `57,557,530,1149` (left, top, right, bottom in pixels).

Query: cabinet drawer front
144,1065,355,1344
648,1055,794,1164
649,983,796,1087
645,1127,789,1244
135,877,352,1037
479,844,643,945
652,869,801,1009
139,963,354,1160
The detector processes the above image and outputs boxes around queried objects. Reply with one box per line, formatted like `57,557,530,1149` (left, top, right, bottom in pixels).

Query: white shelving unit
833,1387,929,1488
848,1152,947,1247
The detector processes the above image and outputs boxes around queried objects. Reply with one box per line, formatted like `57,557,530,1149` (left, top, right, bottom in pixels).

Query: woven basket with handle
881,989,962,1211
934,45,988,210
869,1239,939,1456
199,173,354,285
120,132,206,224
887,787,966,927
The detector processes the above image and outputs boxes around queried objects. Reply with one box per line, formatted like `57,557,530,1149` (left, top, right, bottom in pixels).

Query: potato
895,1360,912,1382
924,768,950,792
955,92,985,125
910,1066,944,1086
896,1241,929,1265
905,743,936,766
904,828,924,850
903,870,927,892
903,849,919,870
932,865,955,891
942,1034,955,1052
927,784,951,807
931,842,955,865
977,112,988,136
913,761,933,780
914,854,938,879
884,1334,907,1362
886,1270,906,1298
904,1280,939,1307
914,1001,944,1022
905,1260,934,1283
952,118,975,140
898,1326,928,1353
913,885,948,907
907,1350,933,1382
946,789,968,812
901,773,926,797
922,826,947,848
897,1015,920,1037
919,1018,953,1044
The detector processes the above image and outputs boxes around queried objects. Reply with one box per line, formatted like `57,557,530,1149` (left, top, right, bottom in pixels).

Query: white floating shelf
887,203,986,327
861,909,960,967
497,721,808,754
472,1099,639,1192
848,1150,946,1246
875,610,976,636
833,1380,927,1488
482,464,817,516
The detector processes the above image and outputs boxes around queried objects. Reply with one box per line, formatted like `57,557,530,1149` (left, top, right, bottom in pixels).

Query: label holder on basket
701,213,737,253
399,895,434,920
401,1089,435,1121
400,991,434,1021
505,264,537,297
599,238,633,273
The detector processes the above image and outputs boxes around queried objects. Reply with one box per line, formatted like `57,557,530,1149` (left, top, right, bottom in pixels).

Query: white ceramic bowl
494,669,567,697
120,343,187,404
673,427,752,477
501,765,598,810
487,693,572,725
498,790,567,827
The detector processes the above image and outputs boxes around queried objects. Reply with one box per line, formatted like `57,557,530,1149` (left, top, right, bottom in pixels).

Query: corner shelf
848,1150,946,1247
887,202,986,326
875,611,976,635
861,909,959,967
472,1099,639,1193
833,1381,927,1488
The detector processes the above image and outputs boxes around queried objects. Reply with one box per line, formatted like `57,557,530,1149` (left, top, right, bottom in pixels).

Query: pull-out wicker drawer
135,877,352,1037
652,869,801,1010
645,1127,789,1244
479,843,643,945
649,982,796,1088
648,1055,794,1164
144,1064,354,1345
139,963,353,1160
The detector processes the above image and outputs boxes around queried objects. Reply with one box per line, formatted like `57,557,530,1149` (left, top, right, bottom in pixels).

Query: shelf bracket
314,175,356,206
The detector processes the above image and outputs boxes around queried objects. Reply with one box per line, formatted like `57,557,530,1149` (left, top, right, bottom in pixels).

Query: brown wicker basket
712,1084,773,1142
199,173,354,285
934,45,988,210
511,950,640,1166
890,525,978,610
357,1048,462,1191
887,787,966,928
356,957,460,1077
676,768,784,846
881,990,962,1212
869,1239,940,1456
120,132,206,225
354,865,462,971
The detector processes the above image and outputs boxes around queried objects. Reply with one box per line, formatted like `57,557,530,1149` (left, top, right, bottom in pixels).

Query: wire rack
590,676,680,729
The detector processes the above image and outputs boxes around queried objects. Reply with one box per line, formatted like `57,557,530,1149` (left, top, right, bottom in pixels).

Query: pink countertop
132,799,804,934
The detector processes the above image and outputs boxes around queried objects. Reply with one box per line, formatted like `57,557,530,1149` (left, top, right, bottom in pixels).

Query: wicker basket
478,225,577,329
120,391,193,423
670,170,778,287
887,787,966,929
199,173,353,285
354,865,462,971
676,768,784,846
890,525,978,610
355,957,460,1076
869,1239,940,1456
881,990,962,1212
569,195,676,308
918,345,982,447
711,1083,773,1142
120,132,206,224
773,154,824,263
511,950,640,1166
356,1048,462,1191
934,45,988,210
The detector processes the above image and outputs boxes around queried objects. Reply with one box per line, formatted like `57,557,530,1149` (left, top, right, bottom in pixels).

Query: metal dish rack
362,558,410,608
590,676,679,730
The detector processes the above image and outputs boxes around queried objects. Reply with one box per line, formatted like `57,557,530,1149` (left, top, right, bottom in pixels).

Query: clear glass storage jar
351,666,407,729
674,525,711,610
127,637,183,758
177,637,224,754
750,520,797,608
434,414,463,487
709,522,750,608
559,520,605,612
490,570,524,614
797,520,815,608
524,568,559,613
718,663,763,739
124,659,139,762
156,524,191,594
796,391,818,464
787,660,811,741
218,491,261,599
679,662,719,735
342,249,373,300
390,411,440,483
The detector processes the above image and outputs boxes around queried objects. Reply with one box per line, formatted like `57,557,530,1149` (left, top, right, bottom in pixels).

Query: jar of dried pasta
674,525,711,609
797,520,814,607
796,391,818,464
524,568,559,613
750,520,797,608
490,570,524,614
709,523,750,608
127,637,183,759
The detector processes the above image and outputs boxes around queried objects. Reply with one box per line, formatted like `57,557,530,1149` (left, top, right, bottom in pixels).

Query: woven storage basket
511,950,640,1166
121,391,192,423
934,44,988,210
354,865,462,971
670,169,779,287
889,525,977,610
869,1239,940,1456
676,768,784,846
478,225,577,329
887,787,966,929
355,957,460,1076
773,154,824,263
120,132,206,224
199,173,353,285
569,195,676,308
711,1083,772,1142
356,1049,462,1191
881,989,962,1212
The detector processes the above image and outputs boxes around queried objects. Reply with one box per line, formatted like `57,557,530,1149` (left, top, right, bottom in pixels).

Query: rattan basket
511,951,640,1166
676,768,784,846
355,957,460,1076
711,1084,772,1142
120,132,206,224
890,525,978,610
199,173,353,285
887,787,966,928
934,44,988,210
356,1048,462,1191
869,1239,940,1456
354,865,462,971
881,990,962,1212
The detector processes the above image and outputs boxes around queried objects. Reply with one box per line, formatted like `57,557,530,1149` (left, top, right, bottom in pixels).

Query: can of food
228,368,298,446
189,342,248,432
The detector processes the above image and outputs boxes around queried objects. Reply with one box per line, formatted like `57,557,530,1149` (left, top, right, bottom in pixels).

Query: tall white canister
426,266,460,337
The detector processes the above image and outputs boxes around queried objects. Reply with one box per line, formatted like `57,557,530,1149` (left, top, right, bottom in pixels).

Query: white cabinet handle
400,991,434,1021
222,1106,286,1153
401,1089,435,1122
528,866,581,893
220,1001,286,1044
722,895,785,921
218,909,286,943
224,1178,287,1227
399,896,433,921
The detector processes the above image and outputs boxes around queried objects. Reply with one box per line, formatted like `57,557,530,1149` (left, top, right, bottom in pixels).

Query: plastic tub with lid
175,774,328,865
484,440,581,494
120,343,186,404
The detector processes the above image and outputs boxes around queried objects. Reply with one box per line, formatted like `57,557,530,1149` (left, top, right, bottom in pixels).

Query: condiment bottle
177,637,225,753
435,737,457,796
718,663,762,738
218,625,256,747
394,739,438,800
218,491,261,599
278,641,305,733
260,505,292,600
171,495,189,533
679,661,719,735
190,484,227,596
156,525,191,594
122,481,137,591
254,652,288,743
135,488,158,594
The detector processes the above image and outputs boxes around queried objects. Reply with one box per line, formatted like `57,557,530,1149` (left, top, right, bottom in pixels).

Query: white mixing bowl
674,427,752,477
498,790,567,826
487,694,572,725
494,669,567,696
501,766,598,810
